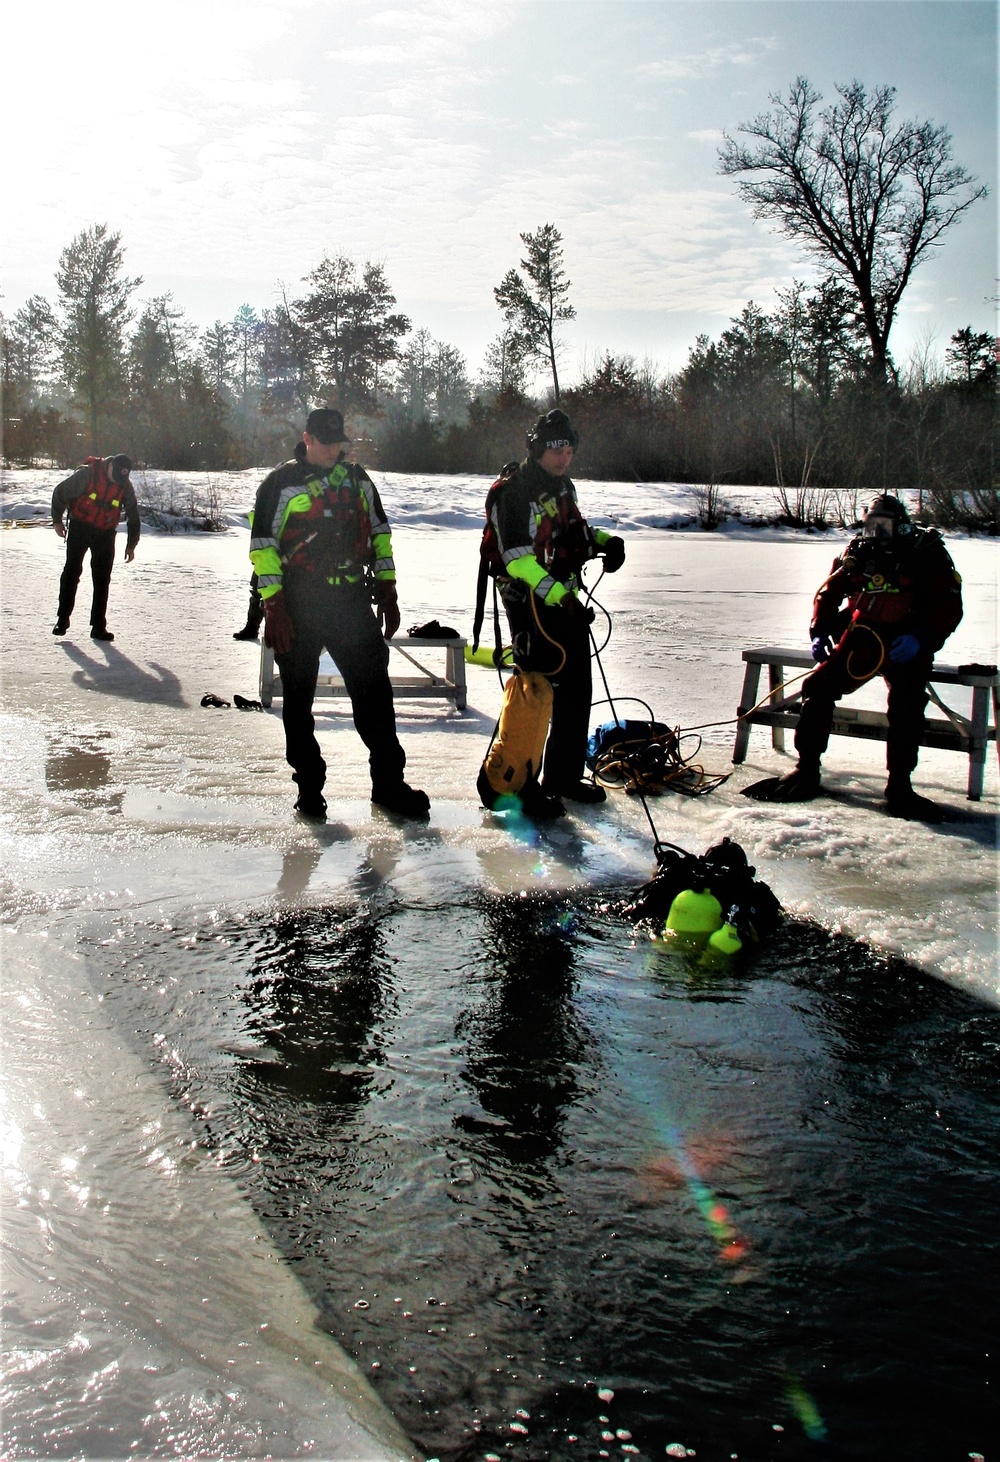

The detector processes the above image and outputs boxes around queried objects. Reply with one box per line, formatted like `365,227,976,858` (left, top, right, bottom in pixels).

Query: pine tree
56,224,141,449
494,224,575,403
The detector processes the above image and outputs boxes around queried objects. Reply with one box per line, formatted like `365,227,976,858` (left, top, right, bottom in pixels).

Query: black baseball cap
305,408,349,444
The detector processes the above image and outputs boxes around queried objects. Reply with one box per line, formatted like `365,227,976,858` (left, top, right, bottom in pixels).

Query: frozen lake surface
1,467,997,1458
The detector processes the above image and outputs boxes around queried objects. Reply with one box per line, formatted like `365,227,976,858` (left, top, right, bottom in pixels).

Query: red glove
263,591,295,656
374,582,400,639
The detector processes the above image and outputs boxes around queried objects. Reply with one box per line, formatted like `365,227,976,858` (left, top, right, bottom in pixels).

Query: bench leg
732,661,762,764
770,663,786,753
260,643,275,709
447,643,467,711
966,685,989,800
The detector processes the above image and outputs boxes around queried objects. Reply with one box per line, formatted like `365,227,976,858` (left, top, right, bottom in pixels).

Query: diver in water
751,494,963,822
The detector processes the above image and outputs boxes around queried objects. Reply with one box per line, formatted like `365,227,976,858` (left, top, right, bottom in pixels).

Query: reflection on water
45,732,124,813
89,896,999,1461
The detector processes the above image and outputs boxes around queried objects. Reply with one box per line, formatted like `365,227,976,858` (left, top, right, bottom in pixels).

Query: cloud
636,36,779,82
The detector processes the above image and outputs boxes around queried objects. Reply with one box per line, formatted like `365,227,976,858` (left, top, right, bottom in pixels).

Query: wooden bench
732,646,999,801
259,636,467,712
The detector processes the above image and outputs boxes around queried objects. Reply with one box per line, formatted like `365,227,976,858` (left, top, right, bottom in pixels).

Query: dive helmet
862,494,910,540
527,409,579,457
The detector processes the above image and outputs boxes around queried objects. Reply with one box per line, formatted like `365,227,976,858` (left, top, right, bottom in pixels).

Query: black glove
602,536,626,573
374,581,401,639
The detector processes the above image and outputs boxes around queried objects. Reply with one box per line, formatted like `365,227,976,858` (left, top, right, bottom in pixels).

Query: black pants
58,520,116,629
243,574,264,632
795,633,933,782
503,586,592,787
276,577,406,796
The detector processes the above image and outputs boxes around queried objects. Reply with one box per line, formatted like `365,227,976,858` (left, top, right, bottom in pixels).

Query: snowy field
1,464,997,1458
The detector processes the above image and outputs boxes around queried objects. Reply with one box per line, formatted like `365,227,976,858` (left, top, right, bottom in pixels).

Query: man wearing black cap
250,407,430,822
489,409,626,814
51,452,140,641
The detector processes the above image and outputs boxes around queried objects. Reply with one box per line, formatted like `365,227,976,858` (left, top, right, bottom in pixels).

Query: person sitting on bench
751,494,963,823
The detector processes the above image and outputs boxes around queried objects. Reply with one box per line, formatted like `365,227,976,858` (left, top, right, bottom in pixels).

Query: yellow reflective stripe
250,545,283,584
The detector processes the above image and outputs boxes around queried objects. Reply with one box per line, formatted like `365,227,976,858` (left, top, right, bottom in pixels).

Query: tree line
2,78,993,529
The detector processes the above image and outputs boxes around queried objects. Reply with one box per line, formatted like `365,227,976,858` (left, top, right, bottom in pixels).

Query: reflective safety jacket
810,526,963,654
493,456,612,606
51,458,141,548
249,442,395,599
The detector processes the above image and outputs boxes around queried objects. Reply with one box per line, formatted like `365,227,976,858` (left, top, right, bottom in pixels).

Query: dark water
92,892,1000,1461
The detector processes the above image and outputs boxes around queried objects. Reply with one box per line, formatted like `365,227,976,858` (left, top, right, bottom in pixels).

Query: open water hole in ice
91,893,998,1462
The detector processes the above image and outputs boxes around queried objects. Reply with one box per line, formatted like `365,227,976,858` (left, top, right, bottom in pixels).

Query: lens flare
785,1372,828,1441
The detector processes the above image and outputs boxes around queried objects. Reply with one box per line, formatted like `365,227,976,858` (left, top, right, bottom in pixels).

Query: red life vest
533,485,594,579
69,458,123,532
280,465,372,582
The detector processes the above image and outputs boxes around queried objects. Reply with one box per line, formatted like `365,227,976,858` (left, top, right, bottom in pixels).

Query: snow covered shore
1,465,997,1457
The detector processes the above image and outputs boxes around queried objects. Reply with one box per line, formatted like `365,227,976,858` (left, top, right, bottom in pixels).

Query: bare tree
719,79,986,384
494,223,575,402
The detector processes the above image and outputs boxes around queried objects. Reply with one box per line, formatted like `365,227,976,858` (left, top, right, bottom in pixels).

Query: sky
3,0,996,388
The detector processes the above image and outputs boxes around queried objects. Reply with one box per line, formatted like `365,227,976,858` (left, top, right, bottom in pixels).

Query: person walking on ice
250,407,430,823
51,453,140,641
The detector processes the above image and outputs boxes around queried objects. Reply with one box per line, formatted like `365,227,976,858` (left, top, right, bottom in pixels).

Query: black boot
884,779,947,824
52,619,69,635
742,761,822,803
294,789,328,821
371,781,431,819
543,777,606,805
233,624,260,641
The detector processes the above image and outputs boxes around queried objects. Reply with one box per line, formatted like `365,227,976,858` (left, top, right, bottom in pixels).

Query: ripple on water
23,895,1000,1460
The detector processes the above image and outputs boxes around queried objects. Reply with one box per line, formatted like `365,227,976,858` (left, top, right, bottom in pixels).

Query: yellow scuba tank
664,888,723,936
480,669,553,801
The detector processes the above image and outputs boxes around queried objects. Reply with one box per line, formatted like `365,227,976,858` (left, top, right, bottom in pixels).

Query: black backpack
472,462,519,654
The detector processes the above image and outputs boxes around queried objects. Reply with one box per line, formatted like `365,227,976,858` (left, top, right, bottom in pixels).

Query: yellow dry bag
480,669,553,802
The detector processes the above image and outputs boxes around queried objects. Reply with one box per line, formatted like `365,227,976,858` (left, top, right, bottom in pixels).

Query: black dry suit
796,524,963,783
622,839,783,947
490,456,613,789
249,443,406,800
52,457,140,633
